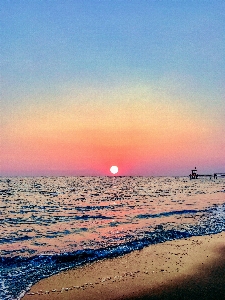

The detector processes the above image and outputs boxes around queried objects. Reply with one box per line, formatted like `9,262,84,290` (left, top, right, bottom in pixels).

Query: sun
110,166,118,174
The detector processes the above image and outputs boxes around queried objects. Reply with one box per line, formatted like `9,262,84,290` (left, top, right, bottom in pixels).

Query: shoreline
22,231,225,300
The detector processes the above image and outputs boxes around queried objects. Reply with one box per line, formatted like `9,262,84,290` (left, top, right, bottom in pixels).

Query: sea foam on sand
22,231,225,300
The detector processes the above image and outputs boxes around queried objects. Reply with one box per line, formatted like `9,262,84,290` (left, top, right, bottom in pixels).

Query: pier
214,173,225,179
189,168,225,179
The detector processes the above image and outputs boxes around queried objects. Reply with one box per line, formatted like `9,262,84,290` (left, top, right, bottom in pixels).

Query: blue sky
1,1,225,175
2,1,224,91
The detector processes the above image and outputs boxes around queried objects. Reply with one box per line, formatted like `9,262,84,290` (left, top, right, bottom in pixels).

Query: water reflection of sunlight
1,176,225,256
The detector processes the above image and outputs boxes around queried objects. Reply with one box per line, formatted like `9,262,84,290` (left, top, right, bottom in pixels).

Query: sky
1,0,225,176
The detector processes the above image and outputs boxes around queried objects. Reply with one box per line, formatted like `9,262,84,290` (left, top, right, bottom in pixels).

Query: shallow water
0,176,225,299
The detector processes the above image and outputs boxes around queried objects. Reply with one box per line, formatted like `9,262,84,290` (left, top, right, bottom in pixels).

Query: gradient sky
1,0,225,176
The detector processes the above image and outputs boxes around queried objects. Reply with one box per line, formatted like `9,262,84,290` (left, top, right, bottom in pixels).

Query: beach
22,231,225,300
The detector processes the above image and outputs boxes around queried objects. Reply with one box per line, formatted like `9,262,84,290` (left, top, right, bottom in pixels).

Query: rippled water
0,176,225,299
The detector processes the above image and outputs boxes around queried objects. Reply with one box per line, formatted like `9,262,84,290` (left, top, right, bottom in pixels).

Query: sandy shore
22,232,225,300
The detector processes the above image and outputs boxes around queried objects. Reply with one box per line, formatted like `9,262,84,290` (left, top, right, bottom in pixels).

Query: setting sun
110,166,118,174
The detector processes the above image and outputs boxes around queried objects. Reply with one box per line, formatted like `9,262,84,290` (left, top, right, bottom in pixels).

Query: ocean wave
1,176,225,300
1,203,225,300
136,209,202,219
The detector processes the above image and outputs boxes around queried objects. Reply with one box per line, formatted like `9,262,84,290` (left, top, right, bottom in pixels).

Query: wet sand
22,232,225,300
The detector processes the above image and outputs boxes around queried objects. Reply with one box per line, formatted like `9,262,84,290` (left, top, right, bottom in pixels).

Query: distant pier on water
189,167,225,179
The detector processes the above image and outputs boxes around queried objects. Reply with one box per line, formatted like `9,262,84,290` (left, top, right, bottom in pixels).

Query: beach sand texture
23,232,225,300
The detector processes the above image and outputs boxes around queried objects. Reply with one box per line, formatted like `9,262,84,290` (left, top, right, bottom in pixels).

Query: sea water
0,176,225,300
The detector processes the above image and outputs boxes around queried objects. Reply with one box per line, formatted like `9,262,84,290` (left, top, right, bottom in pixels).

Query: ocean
0,176,225,300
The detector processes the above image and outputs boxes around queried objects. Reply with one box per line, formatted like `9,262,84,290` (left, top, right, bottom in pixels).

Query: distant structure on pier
189,167,198,179
189,168,225,179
